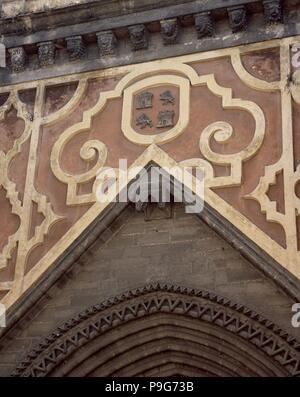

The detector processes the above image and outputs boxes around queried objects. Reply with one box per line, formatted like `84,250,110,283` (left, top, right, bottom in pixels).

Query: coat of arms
121,75,190,145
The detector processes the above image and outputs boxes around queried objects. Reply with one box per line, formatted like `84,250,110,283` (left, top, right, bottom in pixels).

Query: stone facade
0,204,298,376
0,0,300,378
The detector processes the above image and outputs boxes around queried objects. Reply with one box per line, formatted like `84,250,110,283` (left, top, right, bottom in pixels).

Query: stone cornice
0,1,259,31
0,0,296,85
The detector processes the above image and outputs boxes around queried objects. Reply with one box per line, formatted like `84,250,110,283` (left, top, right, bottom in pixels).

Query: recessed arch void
12,283,300,377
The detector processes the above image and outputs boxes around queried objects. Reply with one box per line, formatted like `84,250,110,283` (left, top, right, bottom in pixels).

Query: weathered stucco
1,0,195,18
2,0,106,17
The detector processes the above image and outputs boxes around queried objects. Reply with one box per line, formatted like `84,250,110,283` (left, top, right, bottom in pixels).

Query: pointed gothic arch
12,283,300,377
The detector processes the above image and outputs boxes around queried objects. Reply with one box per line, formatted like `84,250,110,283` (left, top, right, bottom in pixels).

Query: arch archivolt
11,284,300,377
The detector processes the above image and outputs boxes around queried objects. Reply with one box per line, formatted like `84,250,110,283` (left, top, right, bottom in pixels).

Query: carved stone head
263,0,282,24
97,31,117,56
37,41,55,67
66,36,86,62
162,20,176,36
228,6,247,33
130,25,145,42
194,12,214,38
8,47,26,73
160,19,179,45
129,25,148,50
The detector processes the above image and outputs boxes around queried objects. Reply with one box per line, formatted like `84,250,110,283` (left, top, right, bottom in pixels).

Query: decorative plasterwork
0,37,300,310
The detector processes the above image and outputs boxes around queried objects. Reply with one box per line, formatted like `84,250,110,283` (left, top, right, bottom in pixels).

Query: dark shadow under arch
12,283,300,377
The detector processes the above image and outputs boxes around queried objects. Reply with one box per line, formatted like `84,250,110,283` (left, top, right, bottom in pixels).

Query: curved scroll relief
50,61,265,205
50,66,193,205
179,98,265,188
51,139,108,206
182,69,265,188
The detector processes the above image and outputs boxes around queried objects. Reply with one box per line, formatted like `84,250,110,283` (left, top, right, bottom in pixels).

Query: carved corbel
263,0,283,25
8,47,26,73
160,19,180,45
66,36,86,62
96,30,117,56
128,24,148,51
228,6,247,33
194,12,214,38
37,41,55,67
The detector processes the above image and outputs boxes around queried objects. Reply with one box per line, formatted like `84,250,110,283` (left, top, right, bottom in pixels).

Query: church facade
0,0,300,377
